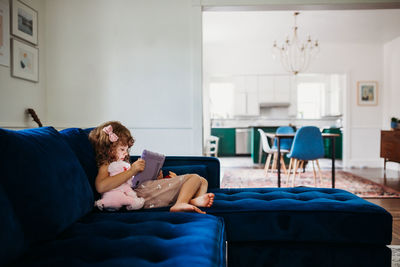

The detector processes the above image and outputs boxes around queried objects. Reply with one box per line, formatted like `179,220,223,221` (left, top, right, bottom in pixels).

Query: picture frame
0,0,10,67
357,81,378,106
11,38,38,82
11,0,38,45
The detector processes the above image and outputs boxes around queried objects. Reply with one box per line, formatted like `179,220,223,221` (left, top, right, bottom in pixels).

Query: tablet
131,150,165,188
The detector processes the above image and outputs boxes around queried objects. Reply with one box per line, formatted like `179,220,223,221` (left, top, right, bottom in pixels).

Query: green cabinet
211,128,236,156
322,128,343,159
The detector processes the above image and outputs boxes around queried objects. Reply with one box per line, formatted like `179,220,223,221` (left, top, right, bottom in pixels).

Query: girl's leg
194,177,208,197
170,174,205,213
190,176,214,207
189,193,214,208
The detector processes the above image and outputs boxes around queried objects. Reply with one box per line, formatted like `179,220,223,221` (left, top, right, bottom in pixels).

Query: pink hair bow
103,125,119,142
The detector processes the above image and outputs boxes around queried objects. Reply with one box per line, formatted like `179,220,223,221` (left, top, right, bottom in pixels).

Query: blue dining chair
272,126,295,151
269,126,294,176
286,126,324,187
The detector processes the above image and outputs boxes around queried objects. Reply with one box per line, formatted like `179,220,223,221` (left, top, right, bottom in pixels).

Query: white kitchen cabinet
233,75,260,116
233,76,246,93
288,80,297,116
234,91,247,115
258,76,274,103
274,76,291,102
247,92,259,115
258,75,292,104
245,76,258,93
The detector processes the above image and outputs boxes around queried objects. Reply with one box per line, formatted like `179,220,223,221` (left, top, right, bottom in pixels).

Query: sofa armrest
130,156,220,189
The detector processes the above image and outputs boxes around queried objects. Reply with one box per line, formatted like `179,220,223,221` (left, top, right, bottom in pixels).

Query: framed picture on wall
11,0,38,45
357,81,378,106
11,38,38,82
0,0,10,67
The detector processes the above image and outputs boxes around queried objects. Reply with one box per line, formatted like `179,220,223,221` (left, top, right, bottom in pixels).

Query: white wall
204,41,384,167
0,0,46,129
383,36,400,170
45,0,202,155
383,36,400,124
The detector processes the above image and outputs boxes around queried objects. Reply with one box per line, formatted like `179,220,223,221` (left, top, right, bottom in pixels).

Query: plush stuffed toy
95,161,145,211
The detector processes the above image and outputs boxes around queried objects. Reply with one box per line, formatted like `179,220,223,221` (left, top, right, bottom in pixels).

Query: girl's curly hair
88,121,135,167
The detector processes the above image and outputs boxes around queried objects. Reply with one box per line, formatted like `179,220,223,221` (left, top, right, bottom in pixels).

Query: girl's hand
169,171,177,178
157,170,163,180
131,158,145,175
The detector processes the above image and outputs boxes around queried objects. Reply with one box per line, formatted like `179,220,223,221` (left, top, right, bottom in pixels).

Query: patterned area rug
221,169,400,198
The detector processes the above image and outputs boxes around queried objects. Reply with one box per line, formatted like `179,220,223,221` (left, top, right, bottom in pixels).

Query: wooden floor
368,198,400,245
219,157,400,245
344,166,400,245
331,164,400,245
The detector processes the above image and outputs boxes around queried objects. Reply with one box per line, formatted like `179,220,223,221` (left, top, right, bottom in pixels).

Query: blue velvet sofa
0,126,392,267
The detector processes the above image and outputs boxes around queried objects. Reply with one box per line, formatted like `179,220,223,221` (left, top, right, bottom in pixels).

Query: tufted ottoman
207,187,392,267
13,212,226,267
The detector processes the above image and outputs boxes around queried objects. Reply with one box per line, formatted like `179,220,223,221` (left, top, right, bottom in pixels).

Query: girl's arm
95,159,145,194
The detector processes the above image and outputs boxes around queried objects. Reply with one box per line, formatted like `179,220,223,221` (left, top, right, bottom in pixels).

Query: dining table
264,132,340,188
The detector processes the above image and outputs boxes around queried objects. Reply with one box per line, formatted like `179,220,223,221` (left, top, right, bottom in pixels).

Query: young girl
89,121,214,213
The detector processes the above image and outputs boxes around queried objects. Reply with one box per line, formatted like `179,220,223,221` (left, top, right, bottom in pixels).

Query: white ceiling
203,9,400,45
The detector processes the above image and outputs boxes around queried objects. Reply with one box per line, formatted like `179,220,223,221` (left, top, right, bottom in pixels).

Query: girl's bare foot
170,203,206,214
190,193,214,208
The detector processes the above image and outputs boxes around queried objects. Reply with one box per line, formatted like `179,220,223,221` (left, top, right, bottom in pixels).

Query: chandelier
272,12,319,75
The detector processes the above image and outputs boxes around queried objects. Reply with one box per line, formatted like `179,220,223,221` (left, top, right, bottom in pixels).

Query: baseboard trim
347,159,383,168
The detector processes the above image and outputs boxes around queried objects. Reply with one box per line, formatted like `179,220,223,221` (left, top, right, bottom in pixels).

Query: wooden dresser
380,130,400,170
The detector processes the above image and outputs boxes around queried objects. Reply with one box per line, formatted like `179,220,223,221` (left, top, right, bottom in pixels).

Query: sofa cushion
162,165,208,178
82,127,94,135
59,128,98,198
0,127,94,245
207,187,392,245
131,156,221,189
0,185,25,266
16,212,226,267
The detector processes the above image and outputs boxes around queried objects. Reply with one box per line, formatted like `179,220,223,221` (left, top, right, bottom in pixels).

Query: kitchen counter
212,117,342,128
